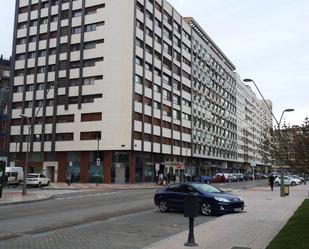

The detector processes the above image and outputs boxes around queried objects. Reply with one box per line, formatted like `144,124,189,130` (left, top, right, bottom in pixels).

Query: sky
0,0,308,126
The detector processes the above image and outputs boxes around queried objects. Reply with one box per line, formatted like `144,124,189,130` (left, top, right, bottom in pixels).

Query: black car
154,183,244,216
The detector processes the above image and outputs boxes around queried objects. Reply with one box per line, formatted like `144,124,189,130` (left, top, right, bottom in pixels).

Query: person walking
66,172,71,186
172,173,176,184
167,172,171,184
269,174,275,191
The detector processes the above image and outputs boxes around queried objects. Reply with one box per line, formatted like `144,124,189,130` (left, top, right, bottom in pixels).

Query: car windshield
192,183,222,193
27,175,39,178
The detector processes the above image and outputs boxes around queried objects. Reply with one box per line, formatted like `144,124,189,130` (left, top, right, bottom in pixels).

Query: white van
5,167,24,185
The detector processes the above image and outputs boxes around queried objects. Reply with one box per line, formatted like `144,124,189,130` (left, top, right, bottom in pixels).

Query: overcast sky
0,0,308,126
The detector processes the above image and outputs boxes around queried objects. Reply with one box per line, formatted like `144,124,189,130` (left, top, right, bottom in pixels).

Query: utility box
184,193,200,218
284,185,289,196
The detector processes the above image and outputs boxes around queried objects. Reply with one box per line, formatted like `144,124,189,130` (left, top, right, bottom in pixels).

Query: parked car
234,173,244,181
274,176,302,186
290,175,304,183
26,173,50,188
154,183,245,216
201,175,212,184
243,173,253,181
211,173,227,183
5,167,24,186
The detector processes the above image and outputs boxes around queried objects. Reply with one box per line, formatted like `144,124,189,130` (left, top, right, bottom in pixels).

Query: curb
0,195,54,206
43,186,163,191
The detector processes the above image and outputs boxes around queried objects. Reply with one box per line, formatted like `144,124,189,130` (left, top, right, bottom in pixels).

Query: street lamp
19,114,30,196
96,137,101,187
243,78,294,197
278,108,294,196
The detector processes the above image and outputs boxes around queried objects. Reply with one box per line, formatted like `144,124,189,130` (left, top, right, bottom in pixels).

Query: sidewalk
0,182,161,205
46,182,163,191
146,184,309,249
0,189,53,205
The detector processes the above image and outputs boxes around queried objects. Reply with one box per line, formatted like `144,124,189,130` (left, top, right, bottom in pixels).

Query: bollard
184,193,199,247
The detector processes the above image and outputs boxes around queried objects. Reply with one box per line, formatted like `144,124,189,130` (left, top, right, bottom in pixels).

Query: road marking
32,231,53,238
73,224,90,229
56,191,123,200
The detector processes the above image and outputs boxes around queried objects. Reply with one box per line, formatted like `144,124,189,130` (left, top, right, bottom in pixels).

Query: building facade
185,18,238,176
236,74,272,174
9,0,271,183
0,56,11,165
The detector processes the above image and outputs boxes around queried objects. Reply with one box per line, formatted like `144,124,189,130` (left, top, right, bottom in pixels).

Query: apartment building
236,75,272,174
0,56,11,165
9,0,270,183
184,18,238,176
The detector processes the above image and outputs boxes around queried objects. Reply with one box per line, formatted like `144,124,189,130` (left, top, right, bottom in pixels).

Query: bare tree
259,117,309,175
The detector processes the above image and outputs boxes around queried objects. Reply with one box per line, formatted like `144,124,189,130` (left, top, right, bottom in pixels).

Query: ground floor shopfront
14,151,241,184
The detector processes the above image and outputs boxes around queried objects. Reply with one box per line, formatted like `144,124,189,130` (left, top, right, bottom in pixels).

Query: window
73,10,82,17
72,27,82,34
85,22,104,32
81,113,102,122
80,131,101,140
56,133,74,141
135,75,142,84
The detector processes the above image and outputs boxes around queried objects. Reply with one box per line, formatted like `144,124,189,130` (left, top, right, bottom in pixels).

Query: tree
259,117,309,175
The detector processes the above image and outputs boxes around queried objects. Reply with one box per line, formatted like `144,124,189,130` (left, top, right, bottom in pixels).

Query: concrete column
129,151,136,184
103,151,112,183
80,151,89,183
56,152,67,182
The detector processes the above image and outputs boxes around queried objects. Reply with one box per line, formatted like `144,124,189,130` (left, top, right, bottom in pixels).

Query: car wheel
291,182,296,186
38,182,42,188
200,202,212,216
158,199,169,213
275,182,279,186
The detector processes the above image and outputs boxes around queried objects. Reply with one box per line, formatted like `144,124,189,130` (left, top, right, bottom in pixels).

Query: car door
163,184,182,209
175,184,199,209
40,174,47,184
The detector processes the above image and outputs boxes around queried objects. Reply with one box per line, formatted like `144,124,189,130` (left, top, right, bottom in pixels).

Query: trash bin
284,185,289,196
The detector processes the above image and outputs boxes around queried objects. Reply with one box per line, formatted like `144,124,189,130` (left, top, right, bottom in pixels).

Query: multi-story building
236,74,272,174
184,18,238,176
9,0,270,183
0,56,11,165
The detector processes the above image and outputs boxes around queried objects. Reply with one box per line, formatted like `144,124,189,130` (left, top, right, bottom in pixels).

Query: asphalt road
0,180,268,248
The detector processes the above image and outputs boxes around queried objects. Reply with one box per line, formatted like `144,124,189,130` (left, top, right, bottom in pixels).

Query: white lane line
56,191,123,200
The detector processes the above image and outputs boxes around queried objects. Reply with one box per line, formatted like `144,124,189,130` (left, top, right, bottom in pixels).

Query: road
0,180,267,249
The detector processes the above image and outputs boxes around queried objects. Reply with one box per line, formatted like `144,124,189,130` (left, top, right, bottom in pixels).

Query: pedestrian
186,174,191,182
269,175,275,191
66,172,71,186
167,172,171,184
172,173,176,184
5,173,8,187
192,174,196,182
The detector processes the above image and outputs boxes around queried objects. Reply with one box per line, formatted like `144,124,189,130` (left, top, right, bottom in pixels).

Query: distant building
235,74,272,174
0,55,11,166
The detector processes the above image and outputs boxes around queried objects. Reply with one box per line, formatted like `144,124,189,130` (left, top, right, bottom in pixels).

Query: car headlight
214,197,230,203
238,197,244,201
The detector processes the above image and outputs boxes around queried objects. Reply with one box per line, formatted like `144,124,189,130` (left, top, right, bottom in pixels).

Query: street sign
155,163,160,171
96,158,100,166
251,160,256,167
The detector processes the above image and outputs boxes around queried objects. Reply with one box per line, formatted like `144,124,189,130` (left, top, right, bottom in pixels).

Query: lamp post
96,137,101,187
243,79,294,197
278,109,295,197
19,114,30,196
